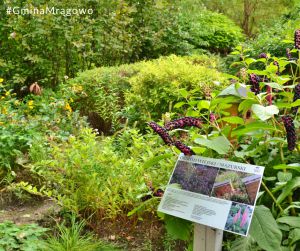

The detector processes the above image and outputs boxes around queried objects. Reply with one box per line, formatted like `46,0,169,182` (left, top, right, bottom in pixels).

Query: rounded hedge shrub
68,54,228,133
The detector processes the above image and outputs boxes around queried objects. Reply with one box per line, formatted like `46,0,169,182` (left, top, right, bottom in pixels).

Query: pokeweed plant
149,32,300,250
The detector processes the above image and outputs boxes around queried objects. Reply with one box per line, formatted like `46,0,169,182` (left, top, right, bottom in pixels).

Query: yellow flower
1,107,7,114
0,78,3,83
5,91,10,96
65,102,72,112
28,100,34,109
72,85,83,93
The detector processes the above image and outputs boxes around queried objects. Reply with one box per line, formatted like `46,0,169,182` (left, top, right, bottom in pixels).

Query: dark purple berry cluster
174,141,195,156
295,29,300,49
164,117,202,131
149,117,202,156
292,83,300,114
282,115,297,151
148,122,173,146
258,53,268,59
249,74,260,94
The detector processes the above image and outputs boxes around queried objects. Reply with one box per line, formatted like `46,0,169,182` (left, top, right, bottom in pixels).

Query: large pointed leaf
194,136,231,154
277,216,300,228
273,163,300,173
231,122,278,137
218,83,239,96
251,104,279,121
249,206,282,251
221,116,244,125
276,177,300,204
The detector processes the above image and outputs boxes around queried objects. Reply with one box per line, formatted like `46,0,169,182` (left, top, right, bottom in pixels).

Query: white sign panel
158,154,264,236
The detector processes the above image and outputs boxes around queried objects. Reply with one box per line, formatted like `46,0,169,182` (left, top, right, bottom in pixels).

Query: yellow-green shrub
69,54,228,132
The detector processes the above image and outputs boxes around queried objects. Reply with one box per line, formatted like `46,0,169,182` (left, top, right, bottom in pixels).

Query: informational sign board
158,154,264,236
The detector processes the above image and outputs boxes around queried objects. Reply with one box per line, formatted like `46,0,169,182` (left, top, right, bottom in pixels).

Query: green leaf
249,205,282,251
277,172,292,182
197,100,210,110
238,99,257,113
174,102,186,109
179,89,189,99
194,136,231,154
218,84,240,96
221,116,244,125
289,228,300,245
245,58,256,65
282,39,293,44
210,96,240,108
230,51,240,55
192,147,206,154
277,217,300,228
275,76,291,85
164,215,191,241
231,122,278,137
277,177,300,204
263,82,284,90
251,104,279,121
143,153,173,169
291,99,300,107
231,235,255,251
247,69,267,75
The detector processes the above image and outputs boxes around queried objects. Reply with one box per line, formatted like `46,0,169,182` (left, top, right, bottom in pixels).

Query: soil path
0,199,60,225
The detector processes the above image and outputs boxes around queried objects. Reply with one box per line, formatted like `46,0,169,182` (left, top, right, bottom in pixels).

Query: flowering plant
149,30,300,250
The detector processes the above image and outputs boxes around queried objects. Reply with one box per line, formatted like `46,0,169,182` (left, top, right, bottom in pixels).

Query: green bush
0,80,87,184
69,54,229,132
178,9,244,54
27,127,175,218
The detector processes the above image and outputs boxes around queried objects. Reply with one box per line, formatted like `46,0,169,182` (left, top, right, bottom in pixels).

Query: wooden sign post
193,224,223,251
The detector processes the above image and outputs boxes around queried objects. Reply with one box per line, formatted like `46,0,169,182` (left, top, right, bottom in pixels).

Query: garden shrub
178,9,244,54
26,127,175,218
124,55,228,125
0,80,87,185
69,54,229,133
